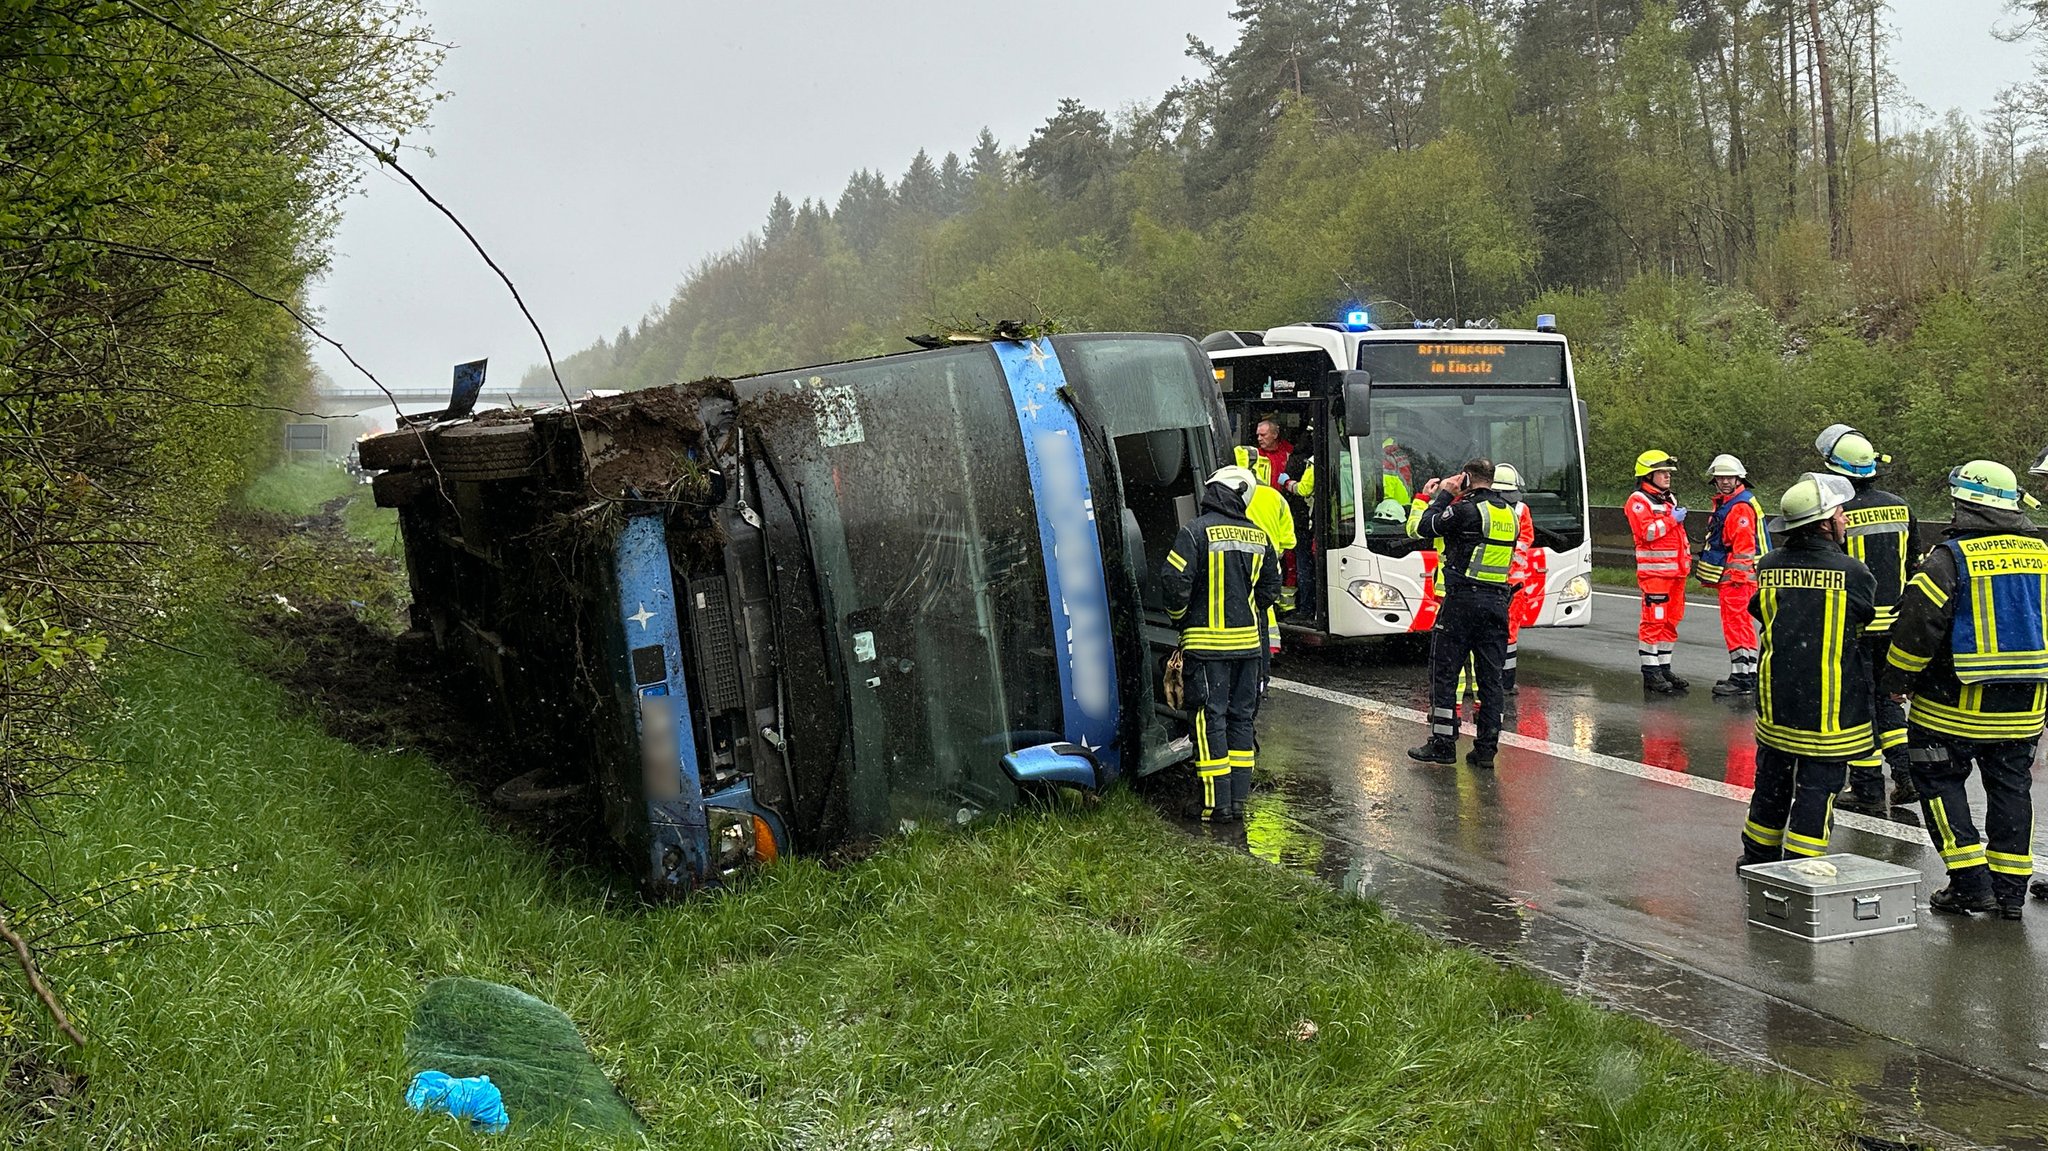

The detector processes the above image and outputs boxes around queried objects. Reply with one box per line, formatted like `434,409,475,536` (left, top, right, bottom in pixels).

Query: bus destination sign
1358,341,1564,385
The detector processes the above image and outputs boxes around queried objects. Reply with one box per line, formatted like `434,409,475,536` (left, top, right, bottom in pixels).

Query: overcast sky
307,0,2037,397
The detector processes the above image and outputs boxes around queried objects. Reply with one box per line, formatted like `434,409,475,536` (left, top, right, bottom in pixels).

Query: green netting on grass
405,977,642,1135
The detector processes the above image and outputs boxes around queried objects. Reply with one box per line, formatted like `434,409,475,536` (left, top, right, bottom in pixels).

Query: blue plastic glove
1670,505,1688,524
406,1070,510,1134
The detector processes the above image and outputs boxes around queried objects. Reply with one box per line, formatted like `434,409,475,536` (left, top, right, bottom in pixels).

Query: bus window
1361,387,1585,553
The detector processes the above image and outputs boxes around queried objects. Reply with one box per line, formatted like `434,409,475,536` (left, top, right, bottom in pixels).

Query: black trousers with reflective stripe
1905,726,2038,903
1742,744,1845,865
1429,585,1510,752
1849,633,1910,797
1185,654,1261,814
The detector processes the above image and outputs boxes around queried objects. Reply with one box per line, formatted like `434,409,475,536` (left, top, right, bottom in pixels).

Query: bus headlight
1559,575,1591,602
1347,580,1407,610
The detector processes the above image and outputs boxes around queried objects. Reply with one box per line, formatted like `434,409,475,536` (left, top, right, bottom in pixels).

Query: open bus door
1212,347,1335,635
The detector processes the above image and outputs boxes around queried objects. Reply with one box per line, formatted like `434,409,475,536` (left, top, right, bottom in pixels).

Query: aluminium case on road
1739,853,1920,942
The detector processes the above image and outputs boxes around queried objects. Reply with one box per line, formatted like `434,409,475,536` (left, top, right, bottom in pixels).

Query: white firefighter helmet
1707,453,1746,478
1815,423,1888,478
1492,463,1523,491
1948,459,2024,510
1770,471,1857,534
1208,464,1258,499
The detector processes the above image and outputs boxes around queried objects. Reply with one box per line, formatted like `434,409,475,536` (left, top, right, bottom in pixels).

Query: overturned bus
359,335,1228,894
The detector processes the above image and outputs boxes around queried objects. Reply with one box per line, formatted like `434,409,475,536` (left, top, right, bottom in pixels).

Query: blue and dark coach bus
363,334,1229,894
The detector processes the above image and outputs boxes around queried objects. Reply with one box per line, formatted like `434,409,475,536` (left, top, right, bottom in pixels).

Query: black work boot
1837,788,1888,817
1642,668,1681,695
1713,672,1756,697
1407,738,1457,764
1888,775,1919,807
1466,746,1497,770
1662,666,1690,691
1993,877,2028,921
1930,881,1999,916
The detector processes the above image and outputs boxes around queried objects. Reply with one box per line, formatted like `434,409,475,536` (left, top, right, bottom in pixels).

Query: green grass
239,458,356,514
237,457,403,557
0,612,1863,1149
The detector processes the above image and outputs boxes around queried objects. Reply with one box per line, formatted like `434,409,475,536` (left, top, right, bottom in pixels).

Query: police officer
1882,460,2048,920
1160,465,1282,823
1406,458,1520,769
1626,450,1692,693
1817,424,1920,814
1697,454,1766,697
1740,473,1873,866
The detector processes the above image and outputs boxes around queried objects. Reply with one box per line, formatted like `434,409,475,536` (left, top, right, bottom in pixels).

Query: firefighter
1160,465,1282,824
1740,472,1873,866
1817,424,1920,814
1494,463,1539,694
1626,450,1692,693
1695,454,1766,698
1881,460,2048,920
1406,458,1519,770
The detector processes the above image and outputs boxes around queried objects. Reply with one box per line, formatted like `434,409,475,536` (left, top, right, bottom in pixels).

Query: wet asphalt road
1232,589,2048,1149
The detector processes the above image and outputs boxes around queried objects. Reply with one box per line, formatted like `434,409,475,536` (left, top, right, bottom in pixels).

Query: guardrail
1589,504,2043,572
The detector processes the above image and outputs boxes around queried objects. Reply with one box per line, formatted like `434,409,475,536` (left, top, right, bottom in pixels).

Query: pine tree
765,192,795,244
898,149,942,214
938,151,967,213
967,127,1008,185
1020,99,1114,199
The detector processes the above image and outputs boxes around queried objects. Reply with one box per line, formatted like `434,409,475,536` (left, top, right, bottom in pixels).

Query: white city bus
1201,314,1593,641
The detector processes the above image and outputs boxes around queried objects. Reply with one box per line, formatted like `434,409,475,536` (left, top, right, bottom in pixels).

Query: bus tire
357,428,433,471
371,467,433,508
431,422,538,478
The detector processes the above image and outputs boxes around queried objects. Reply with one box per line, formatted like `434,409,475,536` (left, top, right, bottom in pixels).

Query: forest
532,0,2048,501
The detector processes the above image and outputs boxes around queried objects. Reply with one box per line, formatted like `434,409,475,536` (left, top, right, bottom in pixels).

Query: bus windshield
1362,386,1585,551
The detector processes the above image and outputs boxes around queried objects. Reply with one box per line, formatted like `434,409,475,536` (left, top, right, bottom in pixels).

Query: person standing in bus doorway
1740,473,1873,866
1493,463,1539,695
1627,451,1692,694
1406,459,1519,769
1237,420,1299,616
1236,418,1295,487
1695,455,1766,699
1160,465,1281,823
1815,424,1920,815
1882,461,2048,920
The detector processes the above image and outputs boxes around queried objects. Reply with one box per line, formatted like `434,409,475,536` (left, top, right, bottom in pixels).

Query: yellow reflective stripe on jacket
1165,550,1187,572
1908,690,2048,740
1755,718,1875,759
1907,570,1947,609
1888,645,1932,673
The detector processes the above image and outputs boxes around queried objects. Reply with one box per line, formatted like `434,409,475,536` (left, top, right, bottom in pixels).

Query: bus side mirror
1330,370,1372,437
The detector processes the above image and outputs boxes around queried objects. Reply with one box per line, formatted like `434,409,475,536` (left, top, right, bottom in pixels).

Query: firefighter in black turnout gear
1160,465,1281,822
1882,460,2048,920
1740,473,1874,865
1407,459,1520,770
1816,424,1921,814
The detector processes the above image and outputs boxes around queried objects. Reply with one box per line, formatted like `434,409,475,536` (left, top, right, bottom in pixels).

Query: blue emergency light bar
1343,309,1370,330
1536,313,1558,332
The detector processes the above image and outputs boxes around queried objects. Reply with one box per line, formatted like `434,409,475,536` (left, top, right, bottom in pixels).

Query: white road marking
1267,676,1957,851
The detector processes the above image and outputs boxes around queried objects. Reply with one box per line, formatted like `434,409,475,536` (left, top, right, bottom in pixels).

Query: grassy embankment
0,463,1870,1149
